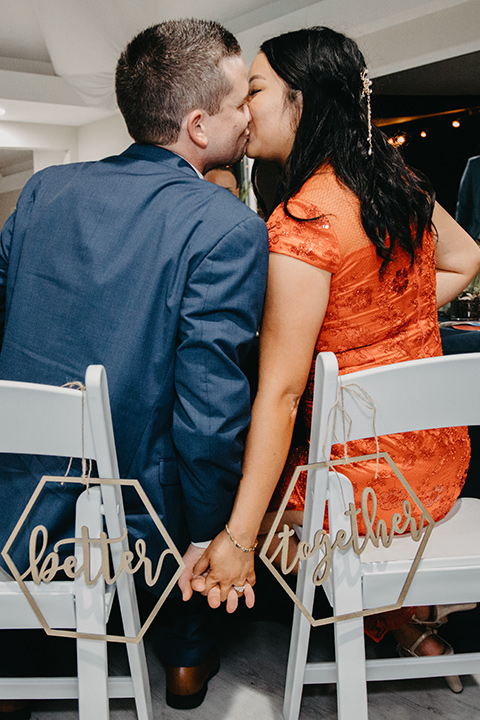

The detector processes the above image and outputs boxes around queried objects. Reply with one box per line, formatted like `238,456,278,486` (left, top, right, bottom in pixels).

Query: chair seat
0,581,76,629
361,497,480,563
0,580,117,629
360,498,480,608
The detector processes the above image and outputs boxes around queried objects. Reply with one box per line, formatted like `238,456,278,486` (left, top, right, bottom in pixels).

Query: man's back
0,17,270,710
0,143,268,578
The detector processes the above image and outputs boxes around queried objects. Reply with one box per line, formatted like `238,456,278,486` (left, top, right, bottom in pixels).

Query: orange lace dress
268,167,471,639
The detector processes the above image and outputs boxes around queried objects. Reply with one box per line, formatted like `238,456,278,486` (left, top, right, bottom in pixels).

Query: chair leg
283,605,312,720
334,617,368,720
75,487,109,720
113,569,153,720
126,640,154,720
101,483,153,718
329,473,368,720
77,637,109,720
283,561,317,720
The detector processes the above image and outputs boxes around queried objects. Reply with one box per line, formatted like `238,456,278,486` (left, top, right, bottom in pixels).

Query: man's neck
160,141,204,176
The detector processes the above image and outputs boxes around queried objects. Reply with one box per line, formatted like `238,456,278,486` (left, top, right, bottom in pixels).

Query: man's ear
186,109,208,149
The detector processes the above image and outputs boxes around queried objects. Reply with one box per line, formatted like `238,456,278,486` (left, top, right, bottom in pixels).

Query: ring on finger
233,585,246,593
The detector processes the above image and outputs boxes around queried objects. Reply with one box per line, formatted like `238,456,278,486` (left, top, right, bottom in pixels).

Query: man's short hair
115,19,241,146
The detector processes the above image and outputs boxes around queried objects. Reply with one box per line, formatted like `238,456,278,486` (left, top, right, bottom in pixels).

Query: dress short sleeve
267,197,341,273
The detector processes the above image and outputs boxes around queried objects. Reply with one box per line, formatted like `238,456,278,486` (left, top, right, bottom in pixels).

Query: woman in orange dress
267,167,470,535
187,27,480,670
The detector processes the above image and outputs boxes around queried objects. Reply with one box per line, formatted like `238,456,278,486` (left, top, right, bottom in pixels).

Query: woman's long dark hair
253,27,435,273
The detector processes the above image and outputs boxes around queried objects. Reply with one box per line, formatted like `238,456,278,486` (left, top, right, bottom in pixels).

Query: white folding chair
282,351,480,720
0,365,153,720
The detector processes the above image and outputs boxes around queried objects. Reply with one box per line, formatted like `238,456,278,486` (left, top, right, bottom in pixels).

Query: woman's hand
190,529,256,612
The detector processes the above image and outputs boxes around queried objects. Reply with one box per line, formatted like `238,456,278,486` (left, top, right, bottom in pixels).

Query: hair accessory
225,523,258,552
360,68,373,156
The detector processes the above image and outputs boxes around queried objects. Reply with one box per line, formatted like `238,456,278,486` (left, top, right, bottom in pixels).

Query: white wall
77,112,131,162
0,122,78,216
33,149,69,172
0,121,77,158
0,113,130,218
0,113,130,170
0,187,21,227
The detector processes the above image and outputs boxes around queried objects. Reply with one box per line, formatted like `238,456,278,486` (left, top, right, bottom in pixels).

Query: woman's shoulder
301,165,357,207
275,165,357,219
267,165,335,219
266,172,342,273
267,165,359,237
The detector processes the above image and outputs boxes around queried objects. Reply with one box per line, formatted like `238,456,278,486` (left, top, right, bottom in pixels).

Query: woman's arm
191,252,331,604
433,202,480,307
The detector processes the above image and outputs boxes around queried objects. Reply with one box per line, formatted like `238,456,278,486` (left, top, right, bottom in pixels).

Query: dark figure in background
446,154,480,512
0,19,268,715
456,155,480,241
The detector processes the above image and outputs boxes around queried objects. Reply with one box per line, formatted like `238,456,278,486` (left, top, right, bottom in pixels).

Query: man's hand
177,543,205,602
191,576,255,613
191,529,256,612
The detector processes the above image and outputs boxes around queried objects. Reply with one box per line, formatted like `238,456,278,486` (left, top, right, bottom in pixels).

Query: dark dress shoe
165,648,220,709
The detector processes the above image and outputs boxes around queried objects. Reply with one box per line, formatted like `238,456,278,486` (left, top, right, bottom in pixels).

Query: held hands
179,529,257,613
177,543,205,603
194,529,256,612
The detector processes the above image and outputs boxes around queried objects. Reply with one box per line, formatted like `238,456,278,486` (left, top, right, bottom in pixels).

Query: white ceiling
0,0,479,177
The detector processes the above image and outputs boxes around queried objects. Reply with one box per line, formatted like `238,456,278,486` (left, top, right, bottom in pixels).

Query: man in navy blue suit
0,19,268,713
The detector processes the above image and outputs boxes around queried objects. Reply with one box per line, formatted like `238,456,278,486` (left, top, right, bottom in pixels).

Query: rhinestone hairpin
361,68,373,156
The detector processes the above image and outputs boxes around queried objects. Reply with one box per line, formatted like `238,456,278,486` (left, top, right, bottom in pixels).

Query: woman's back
268,165,441,375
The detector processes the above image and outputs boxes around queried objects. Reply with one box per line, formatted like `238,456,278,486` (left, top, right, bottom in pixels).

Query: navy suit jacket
456,155,480,240
0,144,268,589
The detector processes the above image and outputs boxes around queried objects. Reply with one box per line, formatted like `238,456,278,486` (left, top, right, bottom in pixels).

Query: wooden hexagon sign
1,476,185,643
259,452,435,627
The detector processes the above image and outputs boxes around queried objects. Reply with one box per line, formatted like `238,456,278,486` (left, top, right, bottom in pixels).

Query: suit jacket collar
121,143,202,179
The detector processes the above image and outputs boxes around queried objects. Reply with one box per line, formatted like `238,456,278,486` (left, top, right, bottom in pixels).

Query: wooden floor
30,591,480,720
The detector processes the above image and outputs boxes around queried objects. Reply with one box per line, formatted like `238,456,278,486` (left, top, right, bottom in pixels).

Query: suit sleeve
172,213,269,542
0,174,40,346
0,211,14,345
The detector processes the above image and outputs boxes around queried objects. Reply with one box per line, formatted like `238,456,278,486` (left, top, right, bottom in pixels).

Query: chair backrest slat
0,367,121,539
312,352,480,448
0,380,96,459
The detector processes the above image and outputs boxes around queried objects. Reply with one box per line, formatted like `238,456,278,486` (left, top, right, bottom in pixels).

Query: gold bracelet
224,523,258,553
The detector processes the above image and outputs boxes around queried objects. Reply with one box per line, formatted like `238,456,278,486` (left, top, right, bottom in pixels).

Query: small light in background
420,130,427,138
452,119,461,128
388,132,408,148
0,108,6,116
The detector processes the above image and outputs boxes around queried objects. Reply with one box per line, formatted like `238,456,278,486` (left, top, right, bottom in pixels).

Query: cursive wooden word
20,524,175,587
268,486,428,586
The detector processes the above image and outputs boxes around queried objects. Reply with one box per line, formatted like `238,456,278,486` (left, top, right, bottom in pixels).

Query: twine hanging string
62,381,92,488
321,380,380,509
